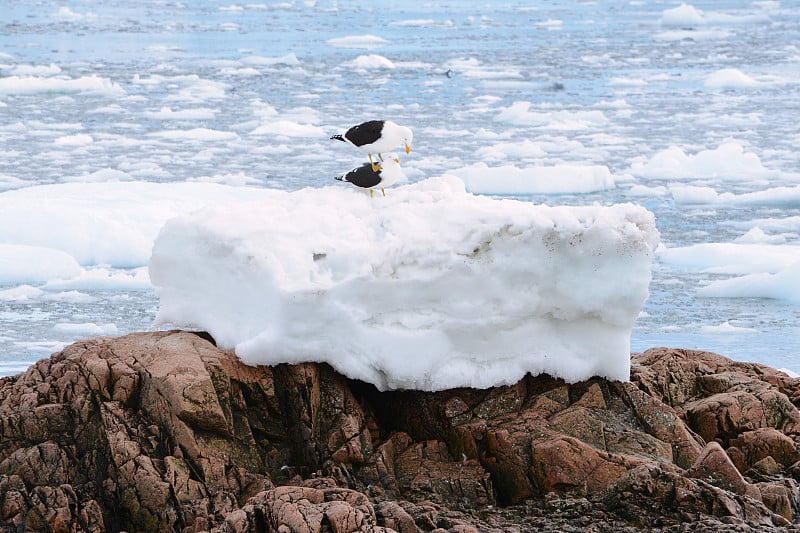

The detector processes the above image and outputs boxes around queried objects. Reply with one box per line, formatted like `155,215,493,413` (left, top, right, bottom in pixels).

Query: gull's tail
334,174,345,181
330,134,345,142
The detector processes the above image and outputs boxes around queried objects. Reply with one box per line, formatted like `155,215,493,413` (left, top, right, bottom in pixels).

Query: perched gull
330,120,413,171
334,153,405,197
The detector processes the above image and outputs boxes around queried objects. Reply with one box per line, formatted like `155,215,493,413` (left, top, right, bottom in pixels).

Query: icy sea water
1,0,799,376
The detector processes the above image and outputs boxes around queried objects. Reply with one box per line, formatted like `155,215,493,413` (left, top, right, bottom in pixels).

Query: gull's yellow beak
405,143,411,154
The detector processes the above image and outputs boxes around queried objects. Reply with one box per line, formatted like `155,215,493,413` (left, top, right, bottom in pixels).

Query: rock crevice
1,331,800,531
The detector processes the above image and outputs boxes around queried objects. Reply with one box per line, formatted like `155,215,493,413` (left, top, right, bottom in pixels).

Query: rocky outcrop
1,331,799,531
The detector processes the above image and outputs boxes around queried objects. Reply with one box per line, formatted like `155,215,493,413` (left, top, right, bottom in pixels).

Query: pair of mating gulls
331,120,413,197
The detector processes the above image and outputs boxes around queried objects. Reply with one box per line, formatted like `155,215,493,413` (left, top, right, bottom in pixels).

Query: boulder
0,334,798,531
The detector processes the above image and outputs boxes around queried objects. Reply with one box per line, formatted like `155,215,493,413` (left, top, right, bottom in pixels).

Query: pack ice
149,176,659,391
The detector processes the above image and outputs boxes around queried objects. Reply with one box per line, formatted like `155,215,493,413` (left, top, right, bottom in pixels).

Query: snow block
149,176,659,391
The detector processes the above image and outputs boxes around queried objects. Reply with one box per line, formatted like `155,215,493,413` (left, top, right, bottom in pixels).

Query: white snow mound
149,176,659,391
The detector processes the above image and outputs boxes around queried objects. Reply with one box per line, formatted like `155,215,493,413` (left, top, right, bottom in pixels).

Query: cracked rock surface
2,331,800,531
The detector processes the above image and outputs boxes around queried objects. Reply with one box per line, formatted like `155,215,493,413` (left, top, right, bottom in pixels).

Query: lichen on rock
1,331,799,531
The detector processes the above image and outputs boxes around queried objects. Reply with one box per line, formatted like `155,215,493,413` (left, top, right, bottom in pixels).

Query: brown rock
729,427,800,471
607,463,788,528
748,456,782,477
633,348,800,440
531,436,629,495
686,442,754,497
1,333,799,531
375,501,417,533
480,430,532,505
685,389,791,444
755,481,796,521
393,440,493,505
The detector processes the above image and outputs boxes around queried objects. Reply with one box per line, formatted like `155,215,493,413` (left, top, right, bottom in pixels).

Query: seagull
334,153,405,197
330,120,413,172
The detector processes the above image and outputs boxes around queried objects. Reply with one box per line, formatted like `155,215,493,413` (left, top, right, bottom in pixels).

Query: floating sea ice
0,182,277,268
0,75,124,96
609,77,648,87
0,285,46,302
653,29,732,42
345,55,396,70
661,3,705,27
63,168,135,183
53,322,119,336
144,107,217,120
43,267,151,291
659,242,800,275
671,185,800,207
630,141,776,181
700,321,758,334
240,53,300,66
54,133,93,146
733,227,786,245
0,244,82,284
52,6,96,21
495,101,608,129
326,35,389,49
534,19,563,30
389,19,442,28
624,184,668,198
660,2,769,27
475,139,547,160
450,163,616,195
705,68,760,89
147,128,240,142
698,262,800,303
250,121,325,138
8,64,61,76
0,174,25,191
728,216,800,233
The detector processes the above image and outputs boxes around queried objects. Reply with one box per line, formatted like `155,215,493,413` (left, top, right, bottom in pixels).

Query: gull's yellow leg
369,153,381,172
369,189,374,198
381,188,386,196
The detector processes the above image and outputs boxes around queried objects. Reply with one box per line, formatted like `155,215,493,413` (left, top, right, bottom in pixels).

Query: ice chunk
450,164,616,195
698,262,800,303
150,177,659,391
0,244,82,284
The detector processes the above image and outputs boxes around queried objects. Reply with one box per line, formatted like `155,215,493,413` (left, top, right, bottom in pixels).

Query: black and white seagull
334,153,405,197
330,120,413,172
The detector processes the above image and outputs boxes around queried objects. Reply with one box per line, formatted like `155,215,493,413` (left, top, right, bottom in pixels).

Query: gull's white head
386,121,413,154
378,153,405,187
399,125,413,154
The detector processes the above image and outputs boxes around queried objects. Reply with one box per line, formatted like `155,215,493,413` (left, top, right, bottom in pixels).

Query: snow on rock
149,176,659,391
450,164,616,195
